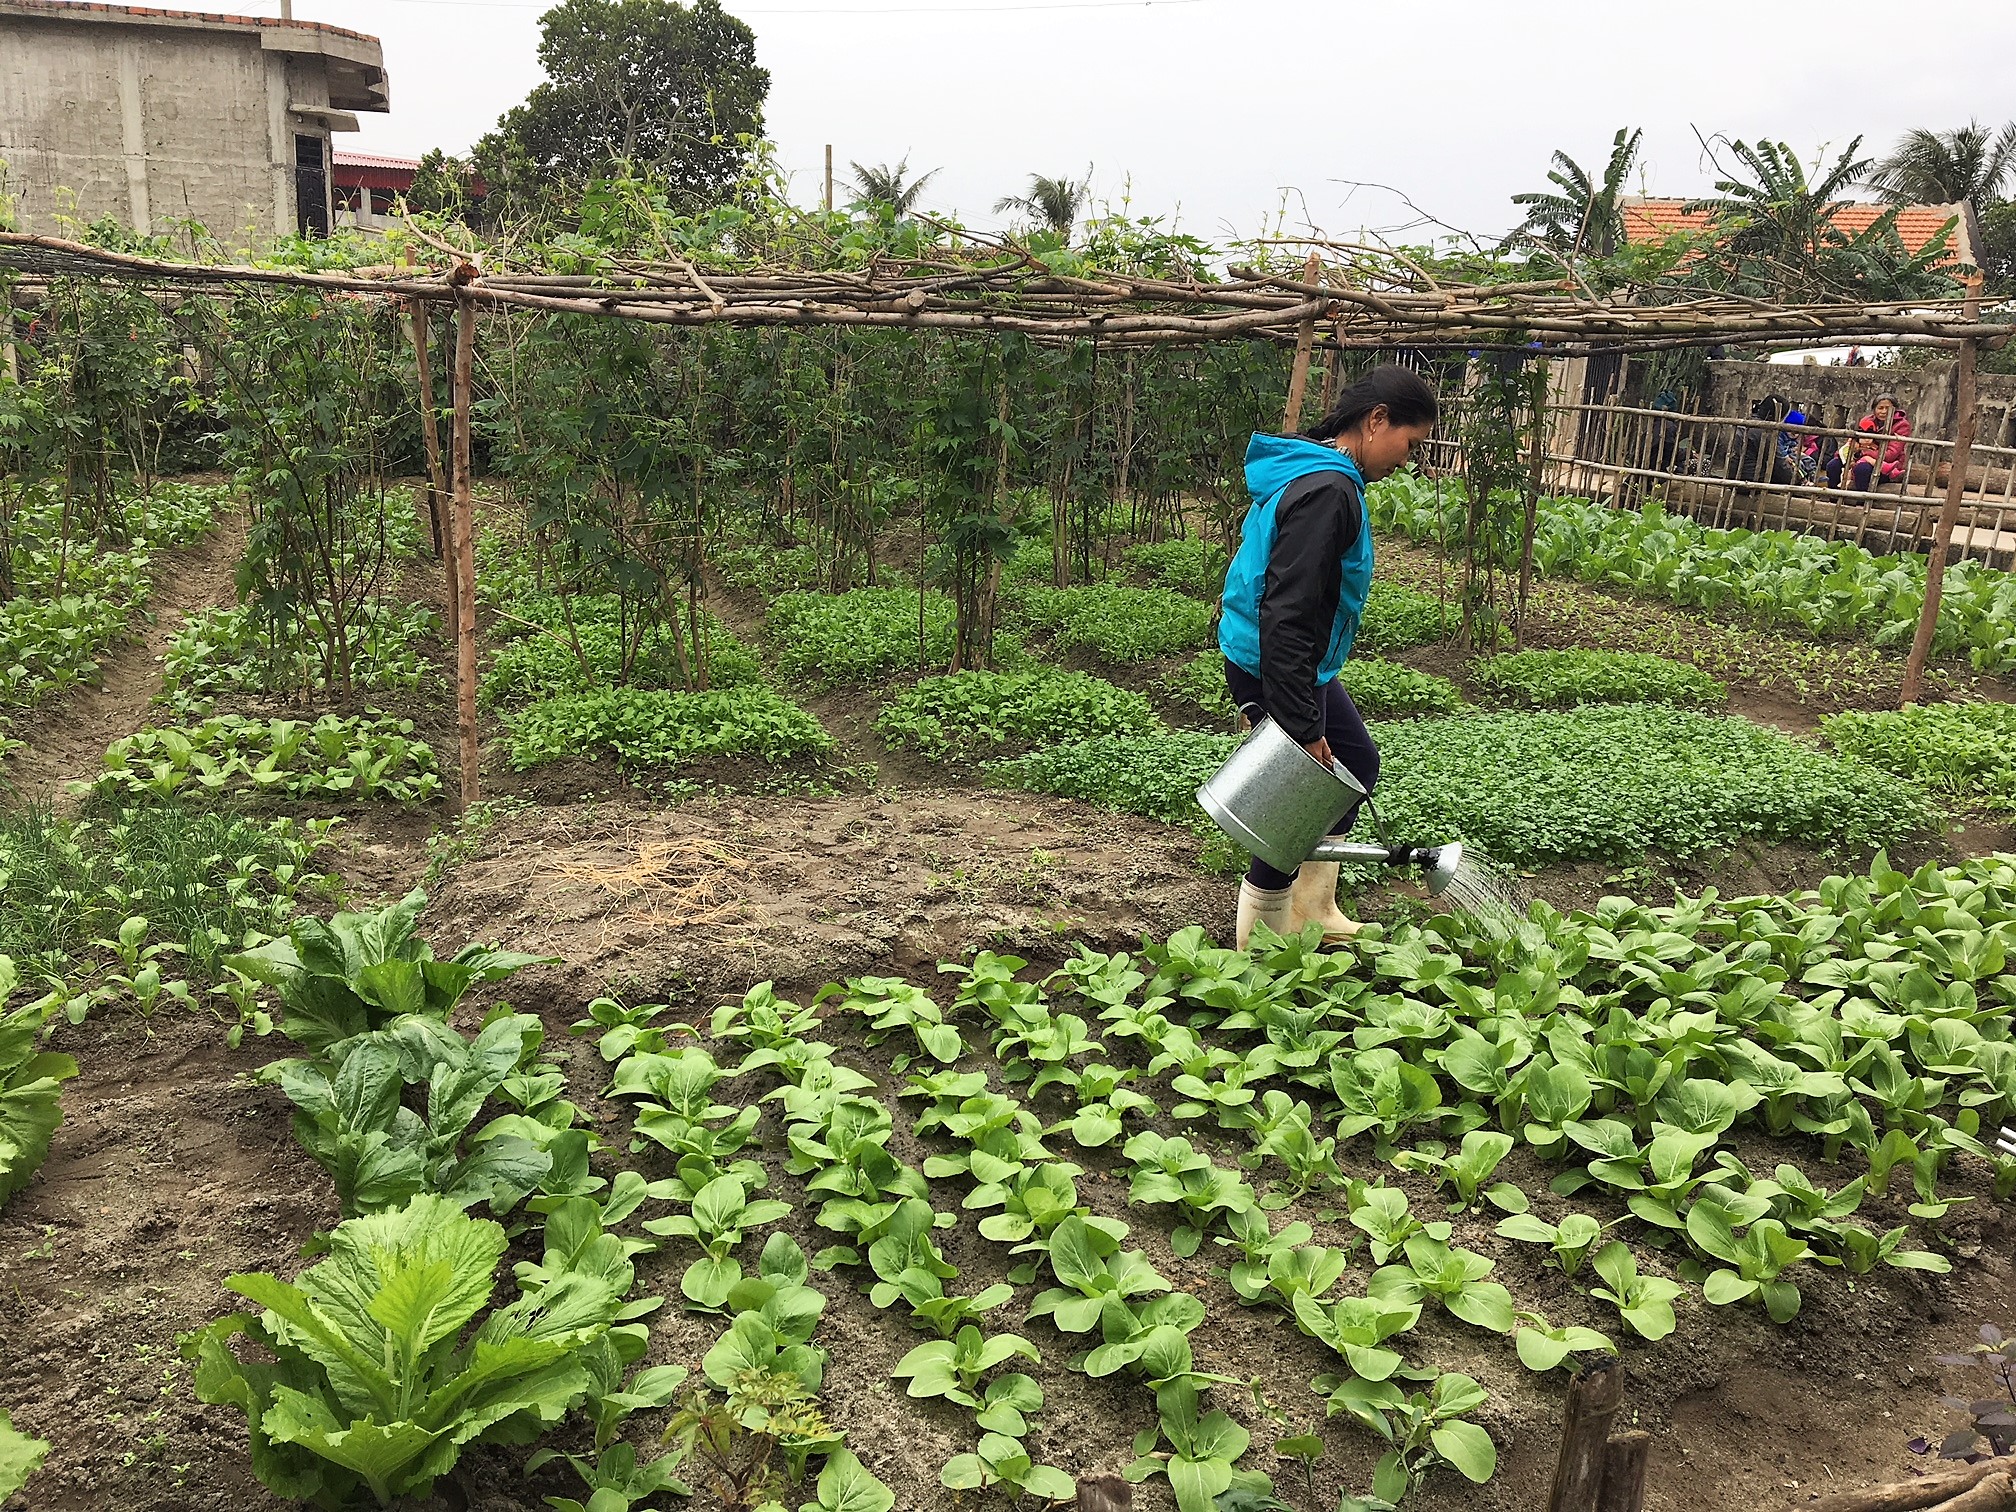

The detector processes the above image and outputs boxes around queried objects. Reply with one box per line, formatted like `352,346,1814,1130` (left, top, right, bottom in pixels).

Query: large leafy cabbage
184,1194,625,1508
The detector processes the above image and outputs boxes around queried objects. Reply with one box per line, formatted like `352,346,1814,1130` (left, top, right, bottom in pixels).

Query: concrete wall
1705,358,2016,453
0,14,309,242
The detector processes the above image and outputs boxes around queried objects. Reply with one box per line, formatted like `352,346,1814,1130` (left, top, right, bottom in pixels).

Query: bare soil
2,514,248,807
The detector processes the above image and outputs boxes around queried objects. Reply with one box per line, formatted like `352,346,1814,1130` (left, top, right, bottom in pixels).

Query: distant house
333,150,415,231
0,0,391,242
332,152,485,232
1620,197,1978,268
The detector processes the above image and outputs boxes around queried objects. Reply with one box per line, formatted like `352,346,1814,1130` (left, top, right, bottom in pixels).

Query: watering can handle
1237,702,1266,728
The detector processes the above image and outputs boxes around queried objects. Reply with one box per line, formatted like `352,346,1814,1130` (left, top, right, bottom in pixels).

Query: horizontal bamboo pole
1791,1461,2007,1512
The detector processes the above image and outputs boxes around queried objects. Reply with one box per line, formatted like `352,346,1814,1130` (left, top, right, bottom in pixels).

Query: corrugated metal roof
333,152,421,173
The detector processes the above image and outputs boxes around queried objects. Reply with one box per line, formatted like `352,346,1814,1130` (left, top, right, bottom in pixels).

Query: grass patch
1016,585,1213,663
1159,652,1235,720
1358,580,1454,652
505,685,833,771
987,731,1236,827
1161,653,1462,721
990,706,1931,865
876,669,1159,760
1468,649,1725,708
768,589,1025,687
163,601,441,715
1120,538,1226,596
0,799,332,980
483,595,762,707
1340,660,1467,717
1822,701,2016,809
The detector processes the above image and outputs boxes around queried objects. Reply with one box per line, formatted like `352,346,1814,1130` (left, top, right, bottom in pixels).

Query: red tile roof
1622,197,1966,264
0,0,376,43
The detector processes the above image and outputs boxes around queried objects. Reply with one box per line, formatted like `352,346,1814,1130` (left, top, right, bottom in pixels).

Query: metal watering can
1196,710,1464,894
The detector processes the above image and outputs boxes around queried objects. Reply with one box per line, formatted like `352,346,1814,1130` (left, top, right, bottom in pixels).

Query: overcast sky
281,0,2013,246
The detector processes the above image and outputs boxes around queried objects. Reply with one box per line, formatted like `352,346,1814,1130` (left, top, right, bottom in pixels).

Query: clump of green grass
504,685,833,771
1016,585,1213,663
768,589,1026,687
990,706,1931,865
1821,701,2016,809
1158,652,1236,721
876,669,1159,760
161,601,440,716
1468,649,1726,709
1357,581,1454,652
1160,652,1462,721
482,595,762,707
1121,538,1227,597
0,799,333,980
1340,660,1467,717
988,732,1238,828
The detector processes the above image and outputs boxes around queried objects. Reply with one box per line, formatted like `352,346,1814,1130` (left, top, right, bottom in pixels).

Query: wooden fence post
1075,1472,1130,1511
1280,252,1322,433
447,290,481,816
1597,1430,1650,1512
403,298,450,569
1548,1361,1626,1512
1901,265,1985,705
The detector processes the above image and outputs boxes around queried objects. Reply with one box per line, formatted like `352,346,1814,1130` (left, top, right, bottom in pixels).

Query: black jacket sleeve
1258,471,1363,745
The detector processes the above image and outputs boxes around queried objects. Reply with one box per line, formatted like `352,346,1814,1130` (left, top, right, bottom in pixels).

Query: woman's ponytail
1304,363,1439,441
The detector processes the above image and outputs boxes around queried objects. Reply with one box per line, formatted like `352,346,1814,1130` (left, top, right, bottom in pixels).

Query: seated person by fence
1732,394,1794,484
1782,405,1818,483
1850,393,1912,491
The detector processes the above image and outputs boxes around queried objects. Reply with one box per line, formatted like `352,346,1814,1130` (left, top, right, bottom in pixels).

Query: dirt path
3,514,247,807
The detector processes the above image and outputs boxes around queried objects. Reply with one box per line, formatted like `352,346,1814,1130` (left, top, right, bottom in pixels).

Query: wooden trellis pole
447,288,481,815
402,298,450,568
1902,254,1987,706
1280,252,1323,432
1549,1362,1627,1512
1794,1459,2012,1512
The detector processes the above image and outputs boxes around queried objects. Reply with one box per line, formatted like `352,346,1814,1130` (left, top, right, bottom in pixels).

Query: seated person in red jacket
1849,394,1911,491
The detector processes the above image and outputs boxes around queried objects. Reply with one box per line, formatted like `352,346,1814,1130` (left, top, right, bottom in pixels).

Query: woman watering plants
1218,364,1439,948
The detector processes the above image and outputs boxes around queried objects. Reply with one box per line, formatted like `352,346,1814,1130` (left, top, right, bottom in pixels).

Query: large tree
1868,121,2016,206
1505,127,1642,261
475,0,768,215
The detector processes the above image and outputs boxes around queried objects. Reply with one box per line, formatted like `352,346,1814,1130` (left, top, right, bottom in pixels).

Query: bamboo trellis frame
1,228,2009,805
2,230,2011,350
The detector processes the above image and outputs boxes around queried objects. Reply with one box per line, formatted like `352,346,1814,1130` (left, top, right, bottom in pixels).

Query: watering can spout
1302,837,1464,895
1418,840,1464,897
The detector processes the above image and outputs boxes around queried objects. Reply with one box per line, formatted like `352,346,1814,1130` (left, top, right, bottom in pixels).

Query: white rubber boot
1288,861,1361,944
1235,880,1295,950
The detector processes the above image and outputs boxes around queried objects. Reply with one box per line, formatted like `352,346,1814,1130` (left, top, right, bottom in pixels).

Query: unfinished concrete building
0,0,391,244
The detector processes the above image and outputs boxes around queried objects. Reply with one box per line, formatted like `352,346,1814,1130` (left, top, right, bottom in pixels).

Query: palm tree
1868,121,2016,205
1687,137,1957,300
848,157,940,216
1505,127,1642,260
993,171,1091,238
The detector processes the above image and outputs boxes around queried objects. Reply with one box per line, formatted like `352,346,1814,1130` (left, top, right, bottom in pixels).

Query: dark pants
1224,658,1381,889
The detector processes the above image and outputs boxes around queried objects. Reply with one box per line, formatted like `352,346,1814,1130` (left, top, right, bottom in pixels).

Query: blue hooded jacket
1218,433,1372,686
